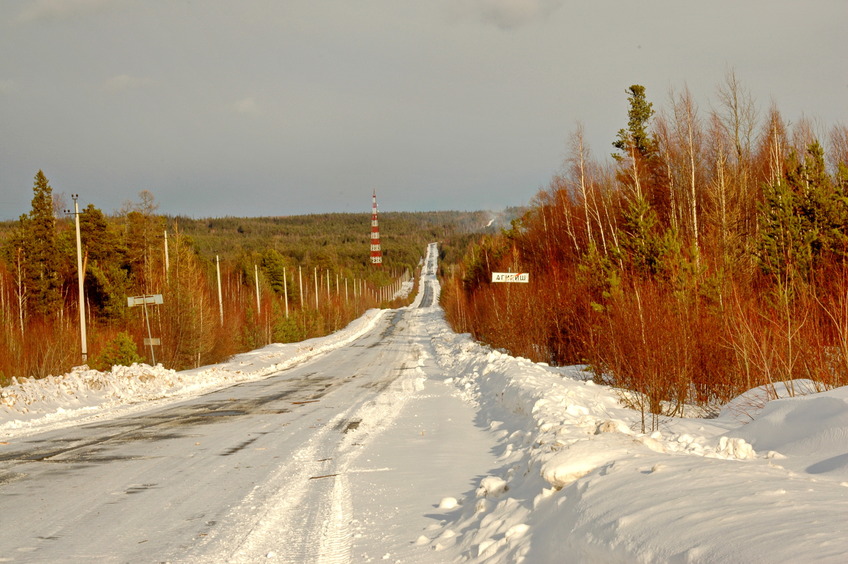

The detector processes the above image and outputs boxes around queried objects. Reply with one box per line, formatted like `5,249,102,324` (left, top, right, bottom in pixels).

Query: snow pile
392,279,415,300
0,308,387,437
731,389,848,475
419,307,848,562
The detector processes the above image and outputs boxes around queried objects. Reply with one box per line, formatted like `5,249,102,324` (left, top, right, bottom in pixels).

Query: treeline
441,73,848,429
0,186,490,384
170,210,497,271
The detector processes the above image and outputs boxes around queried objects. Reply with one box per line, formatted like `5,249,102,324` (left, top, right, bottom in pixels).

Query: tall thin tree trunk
16,248,26,337
572,124,595,247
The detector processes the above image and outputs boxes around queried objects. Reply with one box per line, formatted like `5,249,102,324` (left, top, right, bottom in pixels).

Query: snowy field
3,244,848,562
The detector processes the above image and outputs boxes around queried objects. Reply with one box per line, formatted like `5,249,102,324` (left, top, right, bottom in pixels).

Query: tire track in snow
225,412,351,563
317,472,353,564
180,405,355,563
185,304,428,563
311,345,425,564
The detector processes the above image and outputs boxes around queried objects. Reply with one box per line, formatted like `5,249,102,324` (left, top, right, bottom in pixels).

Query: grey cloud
101,74,154,93
473,0,564,30
1,0,844,220
15,0,119,24
0,79,18,94
233,97,261,116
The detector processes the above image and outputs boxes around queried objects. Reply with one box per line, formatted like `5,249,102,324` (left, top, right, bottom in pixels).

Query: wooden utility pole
70,194,87,363
216,255,224,326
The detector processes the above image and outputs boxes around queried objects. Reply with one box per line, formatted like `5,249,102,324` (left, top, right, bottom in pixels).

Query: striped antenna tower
370,189,383,266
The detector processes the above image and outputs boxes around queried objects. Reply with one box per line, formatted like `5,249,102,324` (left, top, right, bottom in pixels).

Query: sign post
127,294,163,364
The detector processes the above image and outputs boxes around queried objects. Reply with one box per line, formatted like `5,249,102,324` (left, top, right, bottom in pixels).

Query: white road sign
127,294,164,307
491,272,529,283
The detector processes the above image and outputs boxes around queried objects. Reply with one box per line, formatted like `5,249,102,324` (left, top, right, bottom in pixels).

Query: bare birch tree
671,85,704,255
829,124,848,172
568,123,595,247
716,69,758,167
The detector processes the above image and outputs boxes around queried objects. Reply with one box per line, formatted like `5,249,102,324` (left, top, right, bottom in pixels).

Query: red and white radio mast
370,190,383,266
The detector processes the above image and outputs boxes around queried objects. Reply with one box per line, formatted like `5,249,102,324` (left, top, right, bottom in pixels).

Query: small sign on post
491,272,529,283
127,294,164,365
127,294,163,307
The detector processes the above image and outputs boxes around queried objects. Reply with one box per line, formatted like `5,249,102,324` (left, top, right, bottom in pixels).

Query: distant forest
0,191,511,384
441,75,848,429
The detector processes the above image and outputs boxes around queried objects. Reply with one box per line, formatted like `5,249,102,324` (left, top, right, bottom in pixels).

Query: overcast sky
1,0,846,219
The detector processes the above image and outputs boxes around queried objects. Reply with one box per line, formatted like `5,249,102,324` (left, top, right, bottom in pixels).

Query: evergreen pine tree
756,141,844,282
93,331,143,370
79,203,131,319
796,141,847,258
612,85,657,160
617,195,663,277
19,171,61,316
611,85,670,221
261,248,289,295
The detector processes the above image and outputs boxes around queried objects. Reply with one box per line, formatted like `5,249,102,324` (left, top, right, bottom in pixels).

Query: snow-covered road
3,242,848,563
0,254,498,562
